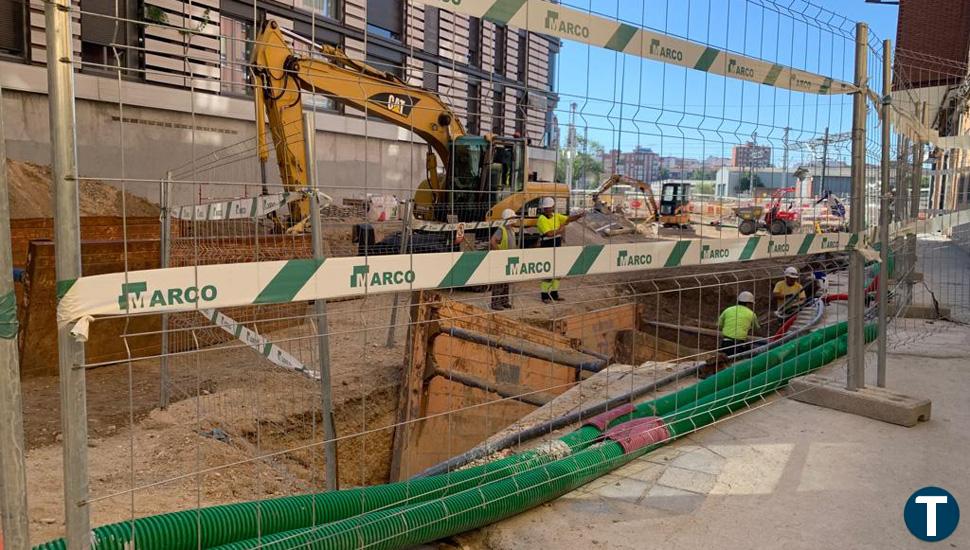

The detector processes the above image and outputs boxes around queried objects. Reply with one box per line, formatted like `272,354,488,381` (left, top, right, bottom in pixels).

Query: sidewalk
464,240,970,549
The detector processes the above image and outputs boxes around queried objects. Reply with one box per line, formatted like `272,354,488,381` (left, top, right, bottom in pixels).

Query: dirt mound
6,159,159,218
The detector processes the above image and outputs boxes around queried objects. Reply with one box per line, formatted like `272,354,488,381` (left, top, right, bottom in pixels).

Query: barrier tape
169,191,332,221
55,209,970,333
0,291,18,339
58,231,868,328
202,308,316,378
416,0,856,96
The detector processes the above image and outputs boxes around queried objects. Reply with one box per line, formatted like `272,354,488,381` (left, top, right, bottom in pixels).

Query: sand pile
6,159,159,218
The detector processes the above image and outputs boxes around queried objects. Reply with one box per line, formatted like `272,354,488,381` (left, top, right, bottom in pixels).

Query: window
423,61,438,92
467,82,481,135
467,17,481,67
0,0,26,56
516,30,527,83
220,16,253,96
80,0,140,72
423,6,438,54
494,25,506,75
367,0,402,41
298,0,338,19
492,89,505,134
292,35,339,112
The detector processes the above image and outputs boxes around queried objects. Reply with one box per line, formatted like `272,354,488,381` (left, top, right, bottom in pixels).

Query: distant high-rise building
732,142,772,169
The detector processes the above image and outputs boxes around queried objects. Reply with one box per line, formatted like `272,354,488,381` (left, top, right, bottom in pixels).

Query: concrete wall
1,59,561,210
2,87,429,208
952,222,970,255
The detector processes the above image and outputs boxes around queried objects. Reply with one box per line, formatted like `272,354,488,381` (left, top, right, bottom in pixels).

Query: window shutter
81,0,127,47
0,0,25,53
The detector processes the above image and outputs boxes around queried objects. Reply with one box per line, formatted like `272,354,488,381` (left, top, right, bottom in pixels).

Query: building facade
731,142,772,169
0,0,560,204
600,147,660,182
894,0,970,211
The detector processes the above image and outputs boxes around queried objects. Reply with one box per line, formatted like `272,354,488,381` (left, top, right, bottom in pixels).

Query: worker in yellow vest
490,208,519,310
536,197,585,303
717,291,761,356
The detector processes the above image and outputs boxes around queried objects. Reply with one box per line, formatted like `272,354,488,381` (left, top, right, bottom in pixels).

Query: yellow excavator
591,174,692,228
249,20,568,250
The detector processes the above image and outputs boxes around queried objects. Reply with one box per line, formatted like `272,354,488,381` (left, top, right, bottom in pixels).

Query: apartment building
731,141,772,169
0,0,560,202
600,147,660,183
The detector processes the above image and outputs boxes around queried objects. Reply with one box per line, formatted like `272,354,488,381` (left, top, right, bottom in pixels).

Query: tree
736,173,763,192
659,168,671,181
694,181,715,195
557,137,605,188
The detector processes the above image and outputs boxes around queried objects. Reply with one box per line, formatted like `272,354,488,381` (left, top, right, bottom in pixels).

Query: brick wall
895,0,970,89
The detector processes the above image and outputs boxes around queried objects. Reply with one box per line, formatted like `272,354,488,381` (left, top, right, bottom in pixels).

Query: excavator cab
658,182,692,227
440,135,526,224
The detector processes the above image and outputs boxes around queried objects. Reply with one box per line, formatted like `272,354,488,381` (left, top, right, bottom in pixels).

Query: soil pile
6,159,159,218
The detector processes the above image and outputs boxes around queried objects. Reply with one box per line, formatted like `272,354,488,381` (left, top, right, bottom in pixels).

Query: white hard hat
738,291,755,304
785,266,799,277
540,197,556,209
501,208,517,220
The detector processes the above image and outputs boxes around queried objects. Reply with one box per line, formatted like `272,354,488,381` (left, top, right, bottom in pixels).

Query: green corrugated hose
208,323,875,550
33,321,856,550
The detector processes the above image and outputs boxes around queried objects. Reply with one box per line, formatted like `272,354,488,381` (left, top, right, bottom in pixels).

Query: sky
552,0,899,168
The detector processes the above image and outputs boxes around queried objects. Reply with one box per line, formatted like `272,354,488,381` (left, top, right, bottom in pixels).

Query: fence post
304,113,338,490
877,39,892,388
46,0,92,543
0,81,31,550
896,134,909,221
385,200,413,348
910,101,925,219
846,22,868,391
159,172,172,409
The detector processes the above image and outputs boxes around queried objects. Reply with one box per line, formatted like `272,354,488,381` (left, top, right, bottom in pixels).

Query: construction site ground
20,253,819,543
456,238,970,549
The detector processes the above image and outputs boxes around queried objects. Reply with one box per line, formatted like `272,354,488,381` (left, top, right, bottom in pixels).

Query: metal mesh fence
1,0,969,548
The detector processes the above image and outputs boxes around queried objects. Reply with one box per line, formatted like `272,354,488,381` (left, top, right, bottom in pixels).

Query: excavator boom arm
591,174,660,218
249,20,465,225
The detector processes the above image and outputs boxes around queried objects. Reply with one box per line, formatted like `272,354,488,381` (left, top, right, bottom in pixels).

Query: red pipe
771,314,799,341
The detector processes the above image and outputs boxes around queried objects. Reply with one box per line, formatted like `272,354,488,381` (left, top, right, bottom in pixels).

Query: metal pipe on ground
443,327,607,372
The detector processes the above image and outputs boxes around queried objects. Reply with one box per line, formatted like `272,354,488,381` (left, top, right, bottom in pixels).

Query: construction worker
718,291,761,355
536,197,585,303
773,266,806,307
490,208,518,310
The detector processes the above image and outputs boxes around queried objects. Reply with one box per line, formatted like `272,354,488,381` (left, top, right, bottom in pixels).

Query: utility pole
564,102,577,189
46,0,92,543
820,127,829,193
0,81,31,550
846,22,868,392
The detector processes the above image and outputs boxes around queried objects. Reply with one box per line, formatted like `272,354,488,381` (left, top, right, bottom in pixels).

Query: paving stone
656,466,716,495
670,446,725,475
642,484,706,514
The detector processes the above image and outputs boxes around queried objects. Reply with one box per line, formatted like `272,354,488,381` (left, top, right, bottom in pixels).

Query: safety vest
496,226,510,250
